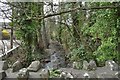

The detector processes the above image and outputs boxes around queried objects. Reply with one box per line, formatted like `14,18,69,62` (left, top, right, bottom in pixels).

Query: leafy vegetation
49,69,61,78
1,2,120,66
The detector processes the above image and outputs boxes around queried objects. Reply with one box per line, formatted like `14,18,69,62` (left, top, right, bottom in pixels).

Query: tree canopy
0,1,120,66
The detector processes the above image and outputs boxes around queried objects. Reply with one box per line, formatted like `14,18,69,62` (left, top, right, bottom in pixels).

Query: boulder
39,69,49,78
60,72,67,78
83,60,89,70
83,72,90,78
27,60,41,72
66,72,74,78
12,60,22,72
105,60,119,71
0,61,8,70
17,68,29,80
0,70,6,80
60,72,74,78
88,60,97,71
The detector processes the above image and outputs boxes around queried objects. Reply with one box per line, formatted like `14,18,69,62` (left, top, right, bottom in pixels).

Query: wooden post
10,26,13,49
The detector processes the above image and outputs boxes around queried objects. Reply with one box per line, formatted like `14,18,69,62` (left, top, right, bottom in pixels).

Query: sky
0,19,11,22
0,0,11,22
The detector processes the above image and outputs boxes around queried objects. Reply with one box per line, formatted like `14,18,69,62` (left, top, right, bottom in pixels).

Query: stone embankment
0,60,120,80
0,41,119,80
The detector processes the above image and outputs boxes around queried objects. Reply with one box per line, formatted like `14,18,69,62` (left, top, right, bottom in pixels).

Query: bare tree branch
34,6,120,20
0,8,12,20
1,1,120,21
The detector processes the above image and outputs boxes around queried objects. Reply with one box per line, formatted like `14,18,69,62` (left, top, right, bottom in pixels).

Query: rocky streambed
0,60,120,79
0,41,120,80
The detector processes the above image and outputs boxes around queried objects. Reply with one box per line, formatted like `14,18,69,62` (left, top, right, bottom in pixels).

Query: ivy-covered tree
0,1,120,66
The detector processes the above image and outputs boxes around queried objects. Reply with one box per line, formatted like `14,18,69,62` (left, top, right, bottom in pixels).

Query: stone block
27,61,41,72
17,68,29,80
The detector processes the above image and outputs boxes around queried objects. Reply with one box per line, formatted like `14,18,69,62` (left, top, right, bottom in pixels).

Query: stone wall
0,59,119,80
0,41,119,80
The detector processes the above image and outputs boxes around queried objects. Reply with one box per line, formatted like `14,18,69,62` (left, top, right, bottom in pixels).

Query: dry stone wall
0,60,120,80
0,41,120,80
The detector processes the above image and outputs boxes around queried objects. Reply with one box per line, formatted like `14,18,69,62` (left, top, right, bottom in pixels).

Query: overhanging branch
34,6,120,20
